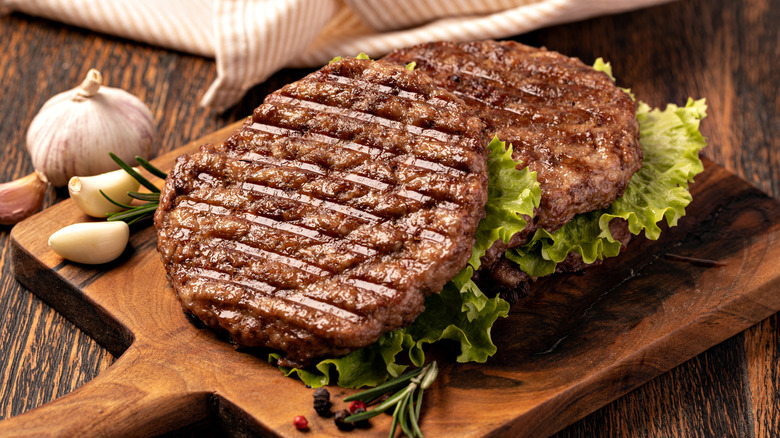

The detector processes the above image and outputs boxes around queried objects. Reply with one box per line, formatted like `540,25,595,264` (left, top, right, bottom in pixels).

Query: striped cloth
1,0,673,110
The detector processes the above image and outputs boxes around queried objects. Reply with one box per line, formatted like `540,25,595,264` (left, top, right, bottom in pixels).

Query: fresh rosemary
102,153,167,224
344,361,438,438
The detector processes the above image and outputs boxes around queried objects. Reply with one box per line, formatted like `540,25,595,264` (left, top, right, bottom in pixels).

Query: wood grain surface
3,134,780,437
0,0,778,436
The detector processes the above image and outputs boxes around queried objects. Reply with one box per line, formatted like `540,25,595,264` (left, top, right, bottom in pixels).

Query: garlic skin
69,168,141,218
48,221,130,264
0,171,48,225
26,69,156,187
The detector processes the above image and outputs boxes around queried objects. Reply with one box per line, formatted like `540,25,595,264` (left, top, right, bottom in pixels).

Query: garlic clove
26,69,157,187
0,171,49,225
48,221,130,264
69,168,141,217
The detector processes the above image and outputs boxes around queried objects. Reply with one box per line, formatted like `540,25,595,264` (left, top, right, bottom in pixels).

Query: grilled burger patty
154,58,488,366
384,41,642,296
383,41,642,235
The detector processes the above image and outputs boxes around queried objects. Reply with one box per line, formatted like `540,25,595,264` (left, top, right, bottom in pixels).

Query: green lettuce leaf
273,330,413,388
593,58,615,81
506,94,708,276
274,137,534,388
404,267,510,365
469,137,541,270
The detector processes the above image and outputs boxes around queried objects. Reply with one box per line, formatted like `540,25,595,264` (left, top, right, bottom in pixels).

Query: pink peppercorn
348,400,366,414
293,415,308,431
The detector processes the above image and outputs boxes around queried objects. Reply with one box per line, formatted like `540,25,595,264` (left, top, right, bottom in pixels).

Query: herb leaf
108,153,160,193
344,362,438,437
134,156,168,179
102,154,167,224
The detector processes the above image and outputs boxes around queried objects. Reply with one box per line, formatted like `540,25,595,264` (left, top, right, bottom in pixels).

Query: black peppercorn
334,409,355,431
349,406,370,429
313,387,332,417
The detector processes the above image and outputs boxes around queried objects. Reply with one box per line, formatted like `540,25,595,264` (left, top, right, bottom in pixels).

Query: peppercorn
334,409,355,431
348,400,366,414
348,404,370,429
293,415,308,431
313,387,332,417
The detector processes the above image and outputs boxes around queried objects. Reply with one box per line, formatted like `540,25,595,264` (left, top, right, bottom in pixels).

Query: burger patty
154,58,488,366
383,41,642,235
384,41,642,297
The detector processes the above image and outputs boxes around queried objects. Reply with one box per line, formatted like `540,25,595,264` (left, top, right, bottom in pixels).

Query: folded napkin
1,0,673,110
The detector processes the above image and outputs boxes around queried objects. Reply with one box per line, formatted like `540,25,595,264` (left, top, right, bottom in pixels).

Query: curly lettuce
470,137,541,269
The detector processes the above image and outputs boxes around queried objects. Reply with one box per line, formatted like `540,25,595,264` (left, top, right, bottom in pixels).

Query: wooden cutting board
3,122,779,437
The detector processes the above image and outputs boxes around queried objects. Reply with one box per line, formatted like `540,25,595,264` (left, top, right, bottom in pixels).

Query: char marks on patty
383,40,642,234
154,58,488,366
384,41,642,296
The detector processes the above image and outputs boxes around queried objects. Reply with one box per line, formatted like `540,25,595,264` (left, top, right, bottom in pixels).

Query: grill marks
155,58,488,364
269,95,462,144
237,151,434,209
247,121,468,179
169,183,383,284
241,132,465,210
379,41,644,299
450,63,628,156
178,270,364,335
246,95,478,171
383,41,643,233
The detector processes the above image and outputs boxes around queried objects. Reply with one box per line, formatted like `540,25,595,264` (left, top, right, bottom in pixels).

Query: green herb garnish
344,361,438,437
103,153,167,224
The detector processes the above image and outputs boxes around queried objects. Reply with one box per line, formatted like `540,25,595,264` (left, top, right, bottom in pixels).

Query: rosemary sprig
133,156,168,179
344,361,438,438
103,153,167,224
108,152,161,193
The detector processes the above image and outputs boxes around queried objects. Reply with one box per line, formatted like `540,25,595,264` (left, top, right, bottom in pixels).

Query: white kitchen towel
1,0,674,110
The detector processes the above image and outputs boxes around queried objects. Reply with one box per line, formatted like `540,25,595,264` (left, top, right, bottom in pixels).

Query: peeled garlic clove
48,221,130,264
69,168,141,217
0,171,49,225
26,69,156,187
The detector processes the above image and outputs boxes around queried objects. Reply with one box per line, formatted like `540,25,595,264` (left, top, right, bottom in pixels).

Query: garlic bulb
69,168,141,218
0,171,48,225
48,221,130,264
26,69,156,187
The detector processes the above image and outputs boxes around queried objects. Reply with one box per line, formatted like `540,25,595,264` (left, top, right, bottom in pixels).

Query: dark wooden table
1,0,777,436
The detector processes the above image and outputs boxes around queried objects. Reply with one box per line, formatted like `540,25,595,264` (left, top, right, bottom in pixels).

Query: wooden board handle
0,345,210,437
